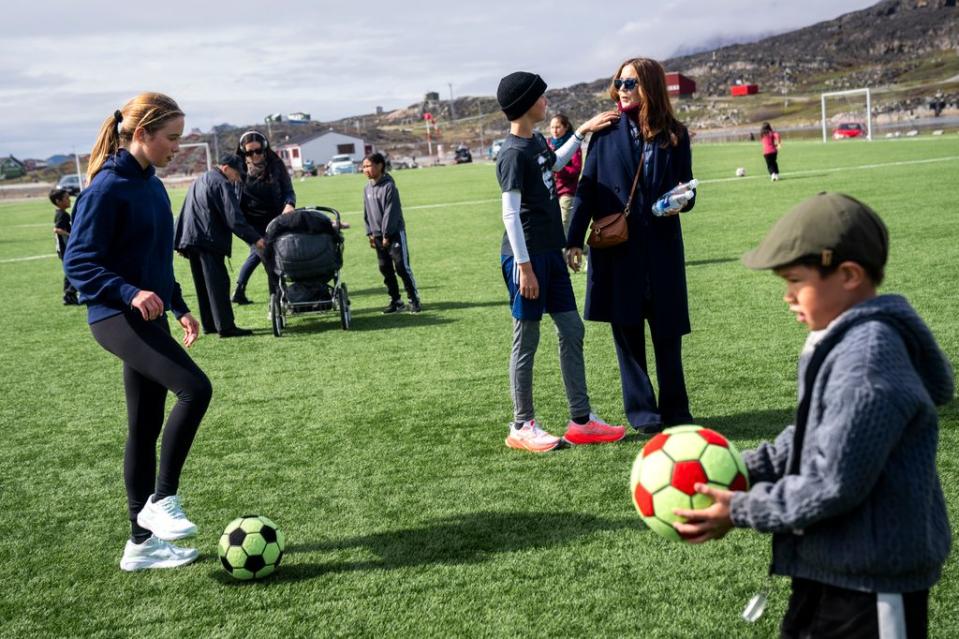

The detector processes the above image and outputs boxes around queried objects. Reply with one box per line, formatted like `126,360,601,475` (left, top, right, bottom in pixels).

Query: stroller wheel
338,283,351,331
271,293,283,337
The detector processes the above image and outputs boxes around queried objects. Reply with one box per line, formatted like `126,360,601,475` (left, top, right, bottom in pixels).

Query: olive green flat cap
742,192,888,272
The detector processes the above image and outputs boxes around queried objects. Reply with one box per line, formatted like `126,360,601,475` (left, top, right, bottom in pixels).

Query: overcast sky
1,0,878,158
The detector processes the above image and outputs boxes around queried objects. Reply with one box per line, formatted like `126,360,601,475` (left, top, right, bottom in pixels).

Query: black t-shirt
54,208,71,255
496,132,565,257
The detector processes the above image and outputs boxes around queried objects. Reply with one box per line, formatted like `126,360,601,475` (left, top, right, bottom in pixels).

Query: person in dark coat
230,130,296,305
566,57,696,433
175,154,264,337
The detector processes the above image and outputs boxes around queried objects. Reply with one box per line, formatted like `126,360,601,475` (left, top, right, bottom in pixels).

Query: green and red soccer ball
630,425,750,541
218,515,286,580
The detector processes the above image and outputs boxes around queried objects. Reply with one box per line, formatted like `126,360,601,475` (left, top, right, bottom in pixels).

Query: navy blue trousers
611,322,691,430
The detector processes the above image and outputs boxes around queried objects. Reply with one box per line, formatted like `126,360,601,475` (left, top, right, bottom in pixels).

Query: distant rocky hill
161,0,958,174
662,0,959,96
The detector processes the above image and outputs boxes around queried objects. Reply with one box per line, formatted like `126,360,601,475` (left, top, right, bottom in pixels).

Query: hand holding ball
630,426,749,542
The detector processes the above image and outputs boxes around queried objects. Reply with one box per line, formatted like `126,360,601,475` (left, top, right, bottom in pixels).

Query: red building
731,84,759,97
665,72,696,98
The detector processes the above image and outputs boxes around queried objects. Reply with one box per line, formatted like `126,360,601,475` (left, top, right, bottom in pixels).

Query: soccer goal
179,142,212,172
821,88,872,142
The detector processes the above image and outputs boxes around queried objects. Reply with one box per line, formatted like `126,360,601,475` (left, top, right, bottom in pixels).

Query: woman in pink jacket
760,122,782,181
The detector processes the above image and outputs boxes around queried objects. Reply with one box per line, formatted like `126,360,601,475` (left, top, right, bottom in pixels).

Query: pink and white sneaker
563,413,627,445
505,420,562,453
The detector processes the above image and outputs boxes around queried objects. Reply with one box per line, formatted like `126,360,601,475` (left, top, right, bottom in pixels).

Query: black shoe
63,296,79,306
639,423,664,435
231,290,253,305
219,327,254,338
382,300,406,314
408,299,421,313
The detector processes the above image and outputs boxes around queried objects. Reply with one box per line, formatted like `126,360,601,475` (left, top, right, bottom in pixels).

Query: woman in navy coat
566,57,696,433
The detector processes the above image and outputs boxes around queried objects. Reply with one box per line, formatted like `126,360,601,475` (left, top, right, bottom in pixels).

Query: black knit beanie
497,72,547,121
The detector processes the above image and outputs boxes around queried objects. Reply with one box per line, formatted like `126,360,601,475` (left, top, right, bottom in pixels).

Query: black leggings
764,151,780,175
91,311,212,541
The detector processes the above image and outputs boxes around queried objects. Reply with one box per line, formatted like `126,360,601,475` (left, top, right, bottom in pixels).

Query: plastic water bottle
652,179,699,217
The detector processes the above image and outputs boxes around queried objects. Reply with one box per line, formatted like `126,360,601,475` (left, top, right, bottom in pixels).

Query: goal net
821,88,872,142
178,142,212,173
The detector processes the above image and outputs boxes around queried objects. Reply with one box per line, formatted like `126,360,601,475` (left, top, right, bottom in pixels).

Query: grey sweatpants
510,311,591,423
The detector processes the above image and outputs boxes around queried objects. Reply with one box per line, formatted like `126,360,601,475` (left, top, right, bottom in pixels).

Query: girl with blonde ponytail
64,92,212,571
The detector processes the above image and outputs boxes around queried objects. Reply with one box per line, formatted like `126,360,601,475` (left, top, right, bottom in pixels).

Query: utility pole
783,68,791,113
73,147,84,190
448,83,456,121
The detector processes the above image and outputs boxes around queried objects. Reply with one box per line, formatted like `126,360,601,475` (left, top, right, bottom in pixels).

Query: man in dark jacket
175,154,264,337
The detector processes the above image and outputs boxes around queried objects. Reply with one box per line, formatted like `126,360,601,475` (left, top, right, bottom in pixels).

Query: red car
833,122,866,140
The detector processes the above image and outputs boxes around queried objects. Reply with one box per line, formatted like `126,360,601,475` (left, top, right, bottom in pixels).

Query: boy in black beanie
496,71,624,452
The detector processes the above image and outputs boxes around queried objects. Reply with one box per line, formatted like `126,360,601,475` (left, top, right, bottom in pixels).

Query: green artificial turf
1,137,957,637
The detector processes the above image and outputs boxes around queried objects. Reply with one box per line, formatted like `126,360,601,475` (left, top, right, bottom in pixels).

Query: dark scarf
548,130,572,150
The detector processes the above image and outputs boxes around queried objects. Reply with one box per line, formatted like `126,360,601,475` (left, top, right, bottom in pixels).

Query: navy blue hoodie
64,149,189,324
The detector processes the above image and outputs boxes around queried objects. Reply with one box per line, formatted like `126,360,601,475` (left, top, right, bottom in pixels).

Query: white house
275,144,304,173
277,130,369,173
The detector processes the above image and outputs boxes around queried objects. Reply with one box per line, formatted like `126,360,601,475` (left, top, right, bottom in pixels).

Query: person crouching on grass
64,93,212,571
496,71,627,452
672,193,953,638
362,152,421,314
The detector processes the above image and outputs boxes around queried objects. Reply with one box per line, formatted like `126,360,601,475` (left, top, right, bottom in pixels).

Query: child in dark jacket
51,188,78,305
674,193,953,638
362,152,420,313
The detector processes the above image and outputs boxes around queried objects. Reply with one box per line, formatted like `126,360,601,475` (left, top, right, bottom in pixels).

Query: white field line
334,197,500,217
4,155,957,265
0,254,55,264
699,154,959,185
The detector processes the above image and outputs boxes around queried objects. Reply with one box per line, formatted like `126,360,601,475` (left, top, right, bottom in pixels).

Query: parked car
832,122,865,140
489,138,505,160
56,174,82,195
453,146,472,164
326,154,357,176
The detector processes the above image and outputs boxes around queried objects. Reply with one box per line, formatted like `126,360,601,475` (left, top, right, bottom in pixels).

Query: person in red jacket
760,122,782,181
547,113,582,235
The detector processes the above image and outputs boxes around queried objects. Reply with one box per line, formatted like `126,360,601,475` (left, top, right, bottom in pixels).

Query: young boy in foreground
674,193,953,638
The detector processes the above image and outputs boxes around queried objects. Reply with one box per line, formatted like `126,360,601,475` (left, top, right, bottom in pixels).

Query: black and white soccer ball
218,515,285,580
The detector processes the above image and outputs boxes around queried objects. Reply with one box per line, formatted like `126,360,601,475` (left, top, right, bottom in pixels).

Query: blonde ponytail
87,92,184,183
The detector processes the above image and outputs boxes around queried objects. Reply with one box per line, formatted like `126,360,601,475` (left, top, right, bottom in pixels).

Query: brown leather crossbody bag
586,153,644,249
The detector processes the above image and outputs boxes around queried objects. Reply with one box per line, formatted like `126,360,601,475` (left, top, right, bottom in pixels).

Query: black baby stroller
263,206,350,336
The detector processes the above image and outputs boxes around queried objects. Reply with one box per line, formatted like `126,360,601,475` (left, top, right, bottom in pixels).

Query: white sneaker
120,535,199,571
771,173,779,182
505,419,561,453
136,494,197,541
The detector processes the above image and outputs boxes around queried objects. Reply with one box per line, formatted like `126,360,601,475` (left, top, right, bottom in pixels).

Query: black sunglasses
244,148,264,156
614,78,639,91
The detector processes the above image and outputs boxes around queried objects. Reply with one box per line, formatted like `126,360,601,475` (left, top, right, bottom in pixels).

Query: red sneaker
563,414,626,445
